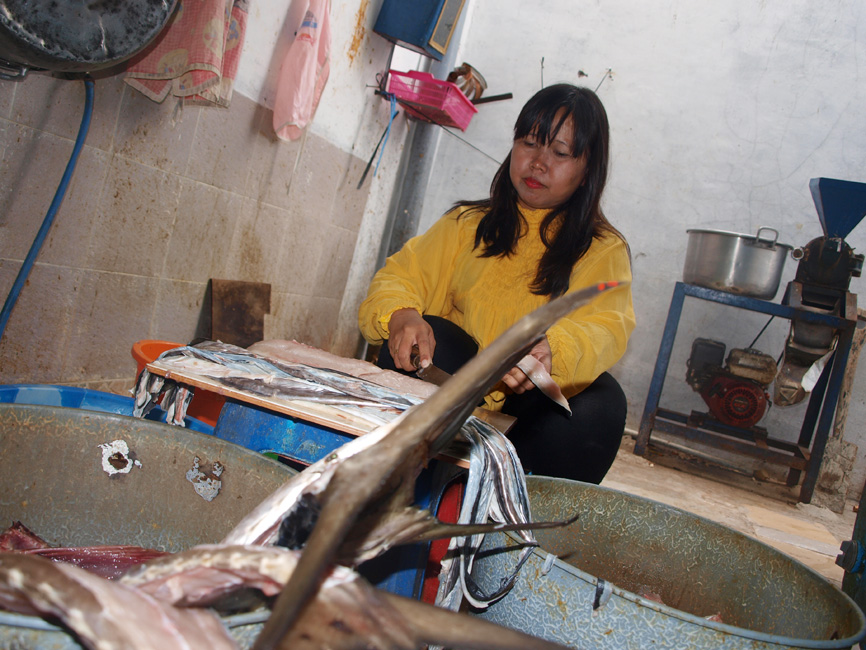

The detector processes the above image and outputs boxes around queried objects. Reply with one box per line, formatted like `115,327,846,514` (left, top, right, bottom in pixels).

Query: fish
17,545,170,579
435,417,538,611
164,341,420,410
0,552,237,650
132,339,427,428
0,521,50,551
122,544,571,650
235,280,625,650
515,354,572,413
247,339,439,401
0,544,571,650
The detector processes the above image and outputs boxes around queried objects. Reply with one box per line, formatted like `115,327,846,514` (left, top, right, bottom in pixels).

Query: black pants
375,316,626,484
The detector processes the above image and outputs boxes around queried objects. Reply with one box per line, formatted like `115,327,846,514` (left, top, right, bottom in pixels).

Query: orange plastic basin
131,340,224,426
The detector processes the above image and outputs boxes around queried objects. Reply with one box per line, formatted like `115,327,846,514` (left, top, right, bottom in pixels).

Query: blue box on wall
373,0,466,61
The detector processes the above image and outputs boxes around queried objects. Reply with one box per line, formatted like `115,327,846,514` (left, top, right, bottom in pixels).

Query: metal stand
635,282,857,503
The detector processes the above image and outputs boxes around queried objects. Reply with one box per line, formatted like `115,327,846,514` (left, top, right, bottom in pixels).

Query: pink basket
386,70,478,131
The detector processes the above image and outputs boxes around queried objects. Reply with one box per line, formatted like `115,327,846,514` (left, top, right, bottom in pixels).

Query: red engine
686,339,776,429
698,374,768,427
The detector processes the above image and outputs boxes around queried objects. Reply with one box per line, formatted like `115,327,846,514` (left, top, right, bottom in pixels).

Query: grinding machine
636,178,866,504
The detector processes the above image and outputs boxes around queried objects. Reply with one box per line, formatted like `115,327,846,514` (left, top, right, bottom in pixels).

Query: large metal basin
471,476,865,649
0,403,296,648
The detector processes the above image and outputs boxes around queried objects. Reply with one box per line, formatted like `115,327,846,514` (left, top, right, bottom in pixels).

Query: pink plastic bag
273,0,331,141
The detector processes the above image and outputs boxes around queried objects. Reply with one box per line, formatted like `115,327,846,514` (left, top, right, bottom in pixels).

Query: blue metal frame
635,281,857,503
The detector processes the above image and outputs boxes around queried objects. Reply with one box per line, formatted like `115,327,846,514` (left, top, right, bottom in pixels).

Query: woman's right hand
387,308,436,371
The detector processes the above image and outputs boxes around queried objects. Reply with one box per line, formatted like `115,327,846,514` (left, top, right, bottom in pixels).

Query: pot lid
809,177,866,240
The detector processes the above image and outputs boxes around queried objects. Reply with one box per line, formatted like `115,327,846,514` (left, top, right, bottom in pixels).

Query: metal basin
470,476,865,649
0,403,296,648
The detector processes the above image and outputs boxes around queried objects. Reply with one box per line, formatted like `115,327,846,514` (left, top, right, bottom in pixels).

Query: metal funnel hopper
809,177,866,240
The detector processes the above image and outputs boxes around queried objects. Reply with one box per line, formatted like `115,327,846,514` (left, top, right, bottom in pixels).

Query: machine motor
686,338,777,428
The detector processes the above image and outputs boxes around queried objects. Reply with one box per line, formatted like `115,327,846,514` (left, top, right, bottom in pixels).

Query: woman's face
509,112,587,210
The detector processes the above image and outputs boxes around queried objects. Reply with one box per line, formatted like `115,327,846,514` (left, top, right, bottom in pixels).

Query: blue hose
0,77,94,342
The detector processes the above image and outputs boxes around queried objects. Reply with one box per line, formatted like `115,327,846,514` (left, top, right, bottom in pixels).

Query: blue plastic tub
0,384,213,434
213,399,456,599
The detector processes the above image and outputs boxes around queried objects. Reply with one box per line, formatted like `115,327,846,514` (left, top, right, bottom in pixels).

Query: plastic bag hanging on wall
273,0,331,141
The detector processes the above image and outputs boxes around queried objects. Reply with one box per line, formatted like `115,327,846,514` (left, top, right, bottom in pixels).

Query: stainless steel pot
683,227,793,300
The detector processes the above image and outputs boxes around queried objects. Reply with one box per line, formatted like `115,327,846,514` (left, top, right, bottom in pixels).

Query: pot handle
755,227,779,247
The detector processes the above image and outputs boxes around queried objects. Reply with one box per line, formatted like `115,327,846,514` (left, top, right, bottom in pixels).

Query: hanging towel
124,0,249,107
273,0,331,141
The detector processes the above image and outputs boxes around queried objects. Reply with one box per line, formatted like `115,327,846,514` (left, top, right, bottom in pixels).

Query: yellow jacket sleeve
358,210,475,344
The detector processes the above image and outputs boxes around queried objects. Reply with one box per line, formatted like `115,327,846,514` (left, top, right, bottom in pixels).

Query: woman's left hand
502,337,552,394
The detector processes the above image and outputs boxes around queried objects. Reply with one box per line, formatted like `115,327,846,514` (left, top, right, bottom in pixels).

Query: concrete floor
602,435,857,588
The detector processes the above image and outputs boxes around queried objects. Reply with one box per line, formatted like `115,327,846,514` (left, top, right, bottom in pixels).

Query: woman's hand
387,308,436,371
502,337,552,394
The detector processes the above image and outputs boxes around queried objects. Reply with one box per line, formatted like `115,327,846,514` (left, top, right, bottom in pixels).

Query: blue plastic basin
0,384,213,434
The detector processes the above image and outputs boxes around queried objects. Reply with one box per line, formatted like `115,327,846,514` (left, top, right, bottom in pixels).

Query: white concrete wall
414,1,866,496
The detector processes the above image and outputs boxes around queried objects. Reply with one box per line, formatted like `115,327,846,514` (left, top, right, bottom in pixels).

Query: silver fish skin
515,354,572,413
169,341,419,410
0,552,236,650
250,281,626,650
436,416,541,612
221,417,397,547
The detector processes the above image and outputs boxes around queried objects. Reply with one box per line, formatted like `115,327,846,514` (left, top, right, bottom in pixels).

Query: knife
409,346,452,385
409,345,517,434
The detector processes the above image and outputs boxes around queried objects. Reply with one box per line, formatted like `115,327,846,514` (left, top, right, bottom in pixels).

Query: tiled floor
603,436,857,587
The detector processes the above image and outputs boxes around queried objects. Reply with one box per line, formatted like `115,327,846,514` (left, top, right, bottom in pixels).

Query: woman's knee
568,372,626,428
504,372,626,483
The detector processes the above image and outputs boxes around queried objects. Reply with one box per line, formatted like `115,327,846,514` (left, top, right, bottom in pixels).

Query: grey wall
412,0,866,499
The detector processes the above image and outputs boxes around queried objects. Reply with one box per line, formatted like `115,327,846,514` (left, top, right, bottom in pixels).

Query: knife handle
409,344,422,370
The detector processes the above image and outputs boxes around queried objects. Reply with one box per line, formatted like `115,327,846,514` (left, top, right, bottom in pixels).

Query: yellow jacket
358,205,635,410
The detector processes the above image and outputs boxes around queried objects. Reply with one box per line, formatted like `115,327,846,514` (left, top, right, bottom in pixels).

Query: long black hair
455,84,624,298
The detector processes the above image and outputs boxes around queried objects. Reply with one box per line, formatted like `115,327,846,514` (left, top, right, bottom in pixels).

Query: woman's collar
518,205,556,223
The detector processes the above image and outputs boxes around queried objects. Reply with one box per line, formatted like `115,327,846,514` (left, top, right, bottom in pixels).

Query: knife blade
409,346,452,386
410,345,516,434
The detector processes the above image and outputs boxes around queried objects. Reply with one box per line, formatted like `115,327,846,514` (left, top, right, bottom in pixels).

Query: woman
358,83,635,484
